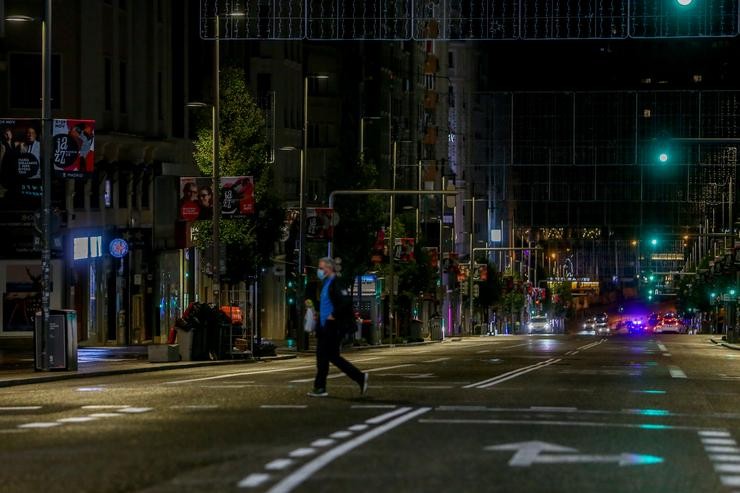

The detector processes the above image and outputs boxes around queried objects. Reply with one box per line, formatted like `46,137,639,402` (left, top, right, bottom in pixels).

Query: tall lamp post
186,101,219,302
7,6,53,369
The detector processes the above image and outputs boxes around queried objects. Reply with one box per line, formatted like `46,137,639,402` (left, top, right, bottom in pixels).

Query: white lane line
261,405,308,409
663,353,672,357
703,438,738,446
572,351,580,355
262,407,431,493
311,439,335,448
475,359,563,389
350,404,397,409
711,455,740,462
476,350,491,354
165,365,316,385
170,405,220,410
657,343,668,352
57,417,98,423
330,431,352,439
265,459,294,471
0,406,42,411
463,358,556,389
669,367,688,379
116,407,153,414
706,446,740,454
365,407,413,424
721,476,740,487
202,384,247,389
238,473,272,488
166,357,384,385
289,448,316,458
289,364,414,384
18,422,62,428
349,424,369,431
81,405,130,410
530,406,578,412
422,357,450,363
716,464,740,473
88,413,124,418
418,418,714,431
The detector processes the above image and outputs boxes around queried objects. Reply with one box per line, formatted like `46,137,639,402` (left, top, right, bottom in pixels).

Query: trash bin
176,328,194,361
410,318,423,340
35,309,77,371
430,316,443,341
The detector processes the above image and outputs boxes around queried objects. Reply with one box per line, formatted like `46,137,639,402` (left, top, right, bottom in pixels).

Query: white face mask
317,269,327,281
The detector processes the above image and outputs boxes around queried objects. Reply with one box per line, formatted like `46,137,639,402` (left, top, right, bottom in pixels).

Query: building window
120,61,128,113
90,173,100,209
9,54,61,109
73,179,86,210
104,58,113,111
157,72,163,120
448,51,454,69
119,172,129,208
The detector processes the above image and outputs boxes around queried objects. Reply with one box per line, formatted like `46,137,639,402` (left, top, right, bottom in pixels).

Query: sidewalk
709,337,740,351
0,346,296,388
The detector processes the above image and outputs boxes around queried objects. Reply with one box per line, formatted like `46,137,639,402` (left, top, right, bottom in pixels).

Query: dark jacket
322,275,353,334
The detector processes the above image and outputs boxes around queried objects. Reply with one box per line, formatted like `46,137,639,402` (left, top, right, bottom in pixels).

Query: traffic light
658,152,669,164
676,0,693,6
649,275,655,282
730,289,737,296
650,238,658,247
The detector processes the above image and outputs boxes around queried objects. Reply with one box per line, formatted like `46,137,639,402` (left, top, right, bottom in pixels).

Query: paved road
2,335,740,493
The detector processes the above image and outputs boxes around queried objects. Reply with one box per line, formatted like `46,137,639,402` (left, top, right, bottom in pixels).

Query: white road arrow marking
485,441,664,467
486,441,576,466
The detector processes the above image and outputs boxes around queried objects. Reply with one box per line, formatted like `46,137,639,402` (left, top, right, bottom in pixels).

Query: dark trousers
314,323,364,390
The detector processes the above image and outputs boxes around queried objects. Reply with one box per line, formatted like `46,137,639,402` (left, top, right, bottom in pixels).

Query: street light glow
676,0,693,6
658,152,669,163
5,15,36,22
651,238,658,246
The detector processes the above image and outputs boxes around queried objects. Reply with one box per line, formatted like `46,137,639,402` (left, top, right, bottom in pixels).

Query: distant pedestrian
307,257,369,398
304,299,317,334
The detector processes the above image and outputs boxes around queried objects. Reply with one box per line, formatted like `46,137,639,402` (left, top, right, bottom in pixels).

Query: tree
191,67,283,282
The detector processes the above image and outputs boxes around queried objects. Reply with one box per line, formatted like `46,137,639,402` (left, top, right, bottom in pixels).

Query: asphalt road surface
2,335,740,493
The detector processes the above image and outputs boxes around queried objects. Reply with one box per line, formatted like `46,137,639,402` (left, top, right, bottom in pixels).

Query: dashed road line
81,405,130,410
350,404,397,409
238,473,272,488
260,407,431,493
422,357,450,363
669,367,688,379
261,405,308,409
18,422,62,428
265,459,294,471
0,406,42,411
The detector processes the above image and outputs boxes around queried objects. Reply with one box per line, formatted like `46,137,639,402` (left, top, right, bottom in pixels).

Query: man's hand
328,315,335,320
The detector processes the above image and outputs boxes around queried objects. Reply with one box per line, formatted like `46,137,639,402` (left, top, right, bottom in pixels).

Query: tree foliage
191,67,283,281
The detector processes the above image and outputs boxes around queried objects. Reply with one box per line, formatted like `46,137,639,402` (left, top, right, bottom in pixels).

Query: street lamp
7,6,53,370
186,100,220,303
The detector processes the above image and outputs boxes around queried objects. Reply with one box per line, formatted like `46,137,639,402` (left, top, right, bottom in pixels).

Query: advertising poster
394,238,415,262
305,208,334,240
52,119,95,178
0,119,42,196
179,176,255,221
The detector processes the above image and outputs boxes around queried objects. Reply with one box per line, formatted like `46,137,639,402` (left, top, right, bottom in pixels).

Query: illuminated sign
73,235,102,261
109,238,129,258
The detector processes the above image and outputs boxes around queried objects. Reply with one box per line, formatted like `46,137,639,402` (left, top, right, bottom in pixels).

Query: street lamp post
7,7,53,369
186,100,218,304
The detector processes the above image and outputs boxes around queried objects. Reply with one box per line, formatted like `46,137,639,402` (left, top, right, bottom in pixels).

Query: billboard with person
179,176,255,221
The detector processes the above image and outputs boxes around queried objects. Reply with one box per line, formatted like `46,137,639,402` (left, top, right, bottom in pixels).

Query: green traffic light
658,152,669,163
649,275,655,282
731,289,736,296
710,292,716,298
676,0,693,6
650,238,658,246
648,295,653,301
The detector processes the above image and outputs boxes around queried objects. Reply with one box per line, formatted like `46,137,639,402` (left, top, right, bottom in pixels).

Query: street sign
485,441,664,467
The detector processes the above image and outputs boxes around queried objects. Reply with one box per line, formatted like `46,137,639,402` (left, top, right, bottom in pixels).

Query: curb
0,354,297,388
709,337,740,351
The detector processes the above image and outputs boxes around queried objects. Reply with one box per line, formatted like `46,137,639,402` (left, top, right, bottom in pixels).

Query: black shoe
360,373,369,396
307,388,328,397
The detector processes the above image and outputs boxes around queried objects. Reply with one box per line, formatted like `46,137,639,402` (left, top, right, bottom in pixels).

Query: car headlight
544,323,550,329
527,322,534,330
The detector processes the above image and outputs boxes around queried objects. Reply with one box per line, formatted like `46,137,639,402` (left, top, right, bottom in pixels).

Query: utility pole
212,15,221,305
